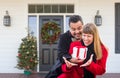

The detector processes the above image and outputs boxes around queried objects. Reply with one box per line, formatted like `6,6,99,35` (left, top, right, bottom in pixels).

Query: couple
46,15,108,78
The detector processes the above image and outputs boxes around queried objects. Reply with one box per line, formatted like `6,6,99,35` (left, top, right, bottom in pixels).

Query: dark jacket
45,31,73,78
57,30,73,63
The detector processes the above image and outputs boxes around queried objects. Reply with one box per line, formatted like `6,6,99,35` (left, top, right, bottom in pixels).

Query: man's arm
57,33,72,63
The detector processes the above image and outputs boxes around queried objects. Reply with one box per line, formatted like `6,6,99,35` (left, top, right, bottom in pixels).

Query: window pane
60,5,66,13
28,16,37,37
44,5,51,13
52,5,58,13
28,5,36,13
28,4,74,13
65,16,70,32
67,5,74,13
37,5,43,13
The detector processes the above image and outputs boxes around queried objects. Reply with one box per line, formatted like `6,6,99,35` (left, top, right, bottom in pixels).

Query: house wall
0,0,120,73
0,0,27,73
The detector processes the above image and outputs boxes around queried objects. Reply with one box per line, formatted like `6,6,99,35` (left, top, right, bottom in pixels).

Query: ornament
22,45,25,48
33,54,36,56
35,60,38,63
30,58,33,62
18,53,21,57
32,45,35,48
25,56,27,59
26,51,29,54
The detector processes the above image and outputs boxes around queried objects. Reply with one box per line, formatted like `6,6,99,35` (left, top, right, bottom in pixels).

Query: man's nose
75,30,80,33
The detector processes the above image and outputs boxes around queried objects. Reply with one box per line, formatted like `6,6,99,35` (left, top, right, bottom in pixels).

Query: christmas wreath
41,22,61,44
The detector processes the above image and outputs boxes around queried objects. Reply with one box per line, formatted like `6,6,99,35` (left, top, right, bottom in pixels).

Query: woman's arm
85,45,108,75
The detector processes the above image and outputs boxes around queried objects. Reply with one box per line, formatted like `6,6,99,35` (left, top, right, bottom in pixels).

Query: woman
58,23,108,78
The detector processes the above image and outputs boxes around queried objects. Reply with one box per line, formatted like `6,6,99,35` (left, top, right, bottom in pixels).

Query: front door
39,16,63,71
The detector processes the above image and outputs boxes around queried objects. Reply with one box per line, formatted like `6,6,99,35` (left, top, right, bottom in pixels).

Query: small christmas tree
16,34,38,75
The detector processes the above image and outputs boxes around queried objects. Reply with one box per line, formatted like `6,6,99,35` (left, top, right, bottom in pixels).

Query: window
65,16,71,32
28,16,37,37
28,4,74,13
37,5,43,13
115,3,120,53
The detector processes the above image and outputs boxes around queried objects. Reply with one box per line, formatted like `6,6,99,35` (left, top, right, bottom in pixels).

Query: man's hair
69,15,83,25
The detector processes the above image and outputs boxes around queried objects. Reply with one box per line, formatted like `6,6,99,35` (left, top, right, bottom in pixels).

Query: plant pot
24,70,31,76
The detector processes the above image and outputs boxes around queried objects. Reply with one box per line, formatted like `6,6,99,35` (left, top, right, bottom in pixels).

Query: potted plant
16,34,38,76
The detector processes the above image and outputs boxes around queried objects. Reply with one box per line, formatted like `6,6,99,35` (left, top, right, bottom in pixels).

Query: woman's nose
84,36,88,40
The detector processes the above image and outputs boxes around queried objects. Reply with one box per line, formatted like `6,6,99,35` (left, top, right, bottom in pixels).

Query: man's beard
73,32,82,40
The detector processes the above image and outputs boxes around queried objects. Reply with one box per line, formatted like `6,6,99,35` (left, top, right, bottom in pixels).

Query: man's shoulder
60,31,71,37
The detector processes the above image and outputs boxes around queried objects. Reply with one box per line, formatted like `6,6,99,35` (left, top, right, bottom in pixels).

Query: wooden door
39,16,63,71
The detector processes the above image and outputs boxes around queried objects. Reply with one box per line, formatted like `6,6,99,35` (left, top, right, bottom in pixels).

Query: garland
41,22,61,44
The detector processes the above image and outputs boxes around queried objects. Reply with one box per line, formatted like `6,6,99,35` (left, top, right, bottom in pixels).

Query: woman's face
82,33,93,46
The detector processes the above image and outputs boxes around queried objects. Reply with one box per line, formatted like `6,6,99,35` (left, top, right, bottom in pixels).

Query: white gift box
72,46,87,59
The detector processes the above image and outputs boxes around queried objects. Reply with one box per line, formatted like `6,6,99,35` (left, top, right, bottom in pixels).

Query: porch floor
0,73,120,78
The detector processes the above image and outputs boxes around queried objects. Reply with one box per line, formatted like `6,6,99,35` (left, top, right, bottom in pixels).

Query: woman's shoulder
101,44,109,55
101,44,109,51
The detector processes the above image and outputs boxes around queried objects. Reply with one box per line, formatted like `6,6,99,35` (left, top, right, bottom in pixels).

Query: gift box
72,46,87,59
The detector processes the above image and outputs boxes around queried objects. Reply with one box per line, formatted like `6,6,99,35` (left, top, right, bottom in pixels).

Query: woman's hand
80,54,93,67
70,57,85,64
63,57,78,69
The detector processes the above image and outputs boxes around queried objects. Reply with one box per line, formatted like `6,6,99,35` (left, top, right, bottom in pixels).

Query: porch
0,73,120,78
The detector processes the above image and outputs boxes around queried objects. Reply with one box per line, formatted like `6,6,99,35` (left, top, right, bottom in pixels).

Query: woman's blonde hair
82,23,102,60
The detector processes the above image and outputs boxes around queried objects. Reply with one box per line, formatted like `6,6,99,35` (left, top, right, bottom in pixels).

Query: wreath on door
41,22,61,44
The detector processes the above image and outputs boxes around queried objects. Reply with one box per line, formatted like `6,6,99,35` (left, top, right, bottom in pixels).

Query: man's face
69,21,83,40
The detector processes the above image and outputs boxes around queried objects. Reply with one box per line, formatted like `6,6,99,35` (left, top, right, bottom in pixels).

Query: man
45,15,84,78
58,15,84,64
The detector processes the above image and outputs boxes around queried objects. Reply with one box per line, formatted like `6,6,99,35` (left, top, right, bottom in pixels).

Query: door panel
39,16,63,71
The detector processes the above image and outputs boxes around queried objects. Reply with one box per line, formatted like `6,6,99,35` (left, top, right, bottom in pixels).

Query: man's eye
71,28,75,31
78,27,82,30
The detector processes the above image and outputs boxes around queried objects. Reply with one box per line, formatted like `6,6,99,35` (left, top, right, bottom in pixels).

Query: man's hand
63,57,78,69
70,57,85,64
80,54,93,67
